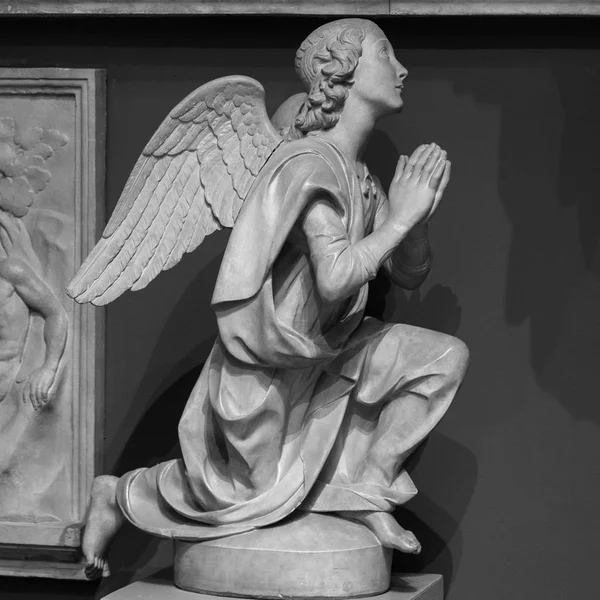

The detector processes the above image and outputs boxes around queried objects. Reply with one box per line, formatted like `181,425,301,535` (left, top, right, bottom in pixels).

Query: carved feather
164,167,204,269
68,76,284,306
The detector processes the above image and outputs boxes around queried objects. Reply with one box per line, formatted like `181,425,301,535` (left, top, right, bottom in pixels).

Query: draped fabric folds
116,138,468,540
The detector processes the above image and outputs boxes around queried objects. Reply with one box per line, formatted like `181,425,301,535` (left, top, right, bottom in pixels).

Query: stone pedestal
104,513,443,600
103,573,443,600
174,512,391,598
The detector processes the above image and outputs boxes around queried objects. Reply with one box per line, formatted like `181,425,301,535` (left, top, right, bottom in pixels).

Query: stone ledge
103,572,443,600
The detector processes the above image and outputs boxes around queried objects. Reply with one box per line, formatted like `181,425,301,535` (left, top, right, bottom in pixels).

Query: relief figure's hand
23,366,56,410
387,143,451,231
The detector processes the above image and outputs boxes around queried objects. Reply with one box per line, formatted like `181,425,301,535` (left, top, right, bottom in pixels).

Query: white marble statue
68,18,469,584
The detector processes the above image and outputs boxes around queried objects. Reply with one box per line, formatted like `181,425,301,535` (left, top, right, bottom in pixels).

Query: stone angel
69,18,469,589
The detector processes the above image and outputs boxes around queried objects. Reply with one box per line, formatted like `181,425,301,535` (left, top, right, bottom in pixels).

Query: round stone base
174,512,392,599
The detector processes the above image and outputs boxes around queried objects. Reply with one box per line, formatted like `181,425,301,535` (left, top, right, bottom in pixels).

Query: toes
99,557,111,578
84,561,101,580
400,531,421,554
102,562,111,578
84,557,104,580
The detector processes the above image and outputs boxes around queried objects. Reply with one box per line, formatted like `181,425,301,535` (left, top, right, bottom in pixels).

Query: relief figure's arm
302,198,414,304
5,259,68,371
0,258,68,408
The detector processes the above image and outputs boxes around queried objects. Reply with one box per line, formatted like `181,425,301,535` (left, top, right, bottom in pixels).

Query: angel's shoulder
270,137,347,183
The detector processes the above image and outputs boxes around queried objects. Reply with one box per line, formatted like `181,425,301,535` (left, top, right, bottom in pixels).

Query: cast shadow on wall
365,129,474,595
98,251,226,597
392,433,477,596
450,59,600,425
98,362,207,598
107,247,226,472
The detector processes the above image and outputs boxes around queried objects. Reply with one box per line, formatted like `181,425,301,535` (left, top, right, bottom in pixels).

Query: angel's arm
301,198,414,304
372,192,432,290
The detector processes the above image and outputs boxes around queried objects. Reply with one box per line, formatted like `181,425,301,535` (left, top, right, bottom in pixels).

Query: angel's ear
271,93,307,134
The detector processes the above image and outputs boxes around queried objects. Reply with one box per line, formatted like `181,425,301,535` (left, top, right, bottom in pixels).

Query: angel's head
291,19,407,138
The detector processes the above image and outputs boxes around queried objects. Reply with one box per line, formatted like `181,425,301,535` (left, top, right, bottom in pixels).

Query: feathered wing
68,76,283,306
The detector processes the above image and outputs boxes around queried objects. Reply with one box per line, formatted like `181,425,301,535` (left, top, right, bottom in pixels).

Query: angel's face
350,25,407,118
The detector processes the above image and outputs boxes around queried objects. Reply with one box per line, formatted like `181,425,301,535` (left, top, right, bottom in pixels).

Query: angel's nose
397,62,408,82
391,53,408,82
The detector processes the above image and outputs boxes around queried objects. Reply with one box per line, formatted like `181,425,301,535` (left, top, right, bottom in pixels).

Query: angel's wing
67,76,283,306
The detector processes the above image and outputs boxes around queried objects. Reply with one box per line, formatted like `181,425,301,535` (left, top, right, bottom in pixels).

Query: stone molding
0,1,598,16
0,68,105,580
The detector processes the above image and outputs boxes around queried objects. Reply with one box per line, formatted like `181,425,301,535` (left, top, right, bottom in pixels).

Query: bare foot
82,475,125,579
338,510,421,554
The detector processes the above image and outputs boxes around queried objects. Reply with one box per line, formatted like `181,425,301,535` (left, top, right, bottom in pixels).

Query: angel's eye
380,47,389,58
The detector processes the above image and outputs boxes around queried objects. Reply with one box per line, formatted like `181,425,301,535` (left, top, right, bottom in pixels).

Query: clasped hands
387,143,451,232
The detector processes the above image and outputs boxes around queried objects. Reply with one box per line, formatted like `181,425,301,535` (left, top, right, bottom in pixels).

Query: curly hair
290,19,370,139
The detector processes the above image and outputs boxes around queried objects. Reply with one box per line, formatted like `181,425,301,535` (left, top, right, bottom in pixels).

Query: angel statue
69,17,469,591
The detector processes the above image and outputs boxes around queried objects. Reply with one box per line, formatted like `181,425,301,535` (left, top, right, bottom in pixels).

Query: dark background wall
1,14,599,600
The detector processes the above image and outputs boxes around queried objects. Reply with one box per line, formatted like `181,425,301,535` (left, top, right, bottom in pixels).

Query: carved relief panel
0,69,105,579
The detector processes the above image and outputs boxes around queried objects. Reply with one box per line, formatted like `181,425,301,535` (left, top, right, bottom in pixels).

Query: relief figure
0,211,68,410
0,116,69,520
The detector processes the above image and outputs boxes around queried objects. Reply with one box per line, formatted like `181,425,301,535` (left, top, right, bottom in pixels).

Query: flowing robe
116,137,468,540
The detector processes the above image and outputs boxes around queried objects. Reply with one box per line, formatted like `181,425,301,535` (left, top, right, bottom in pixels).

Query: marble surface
174,512,391,598
0,1,596,16
0,68,105,579
104,572,443,600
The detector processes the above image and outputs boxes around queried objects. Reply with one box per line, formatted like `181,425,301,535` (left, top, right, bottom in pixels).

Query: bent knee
441,336,469,377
